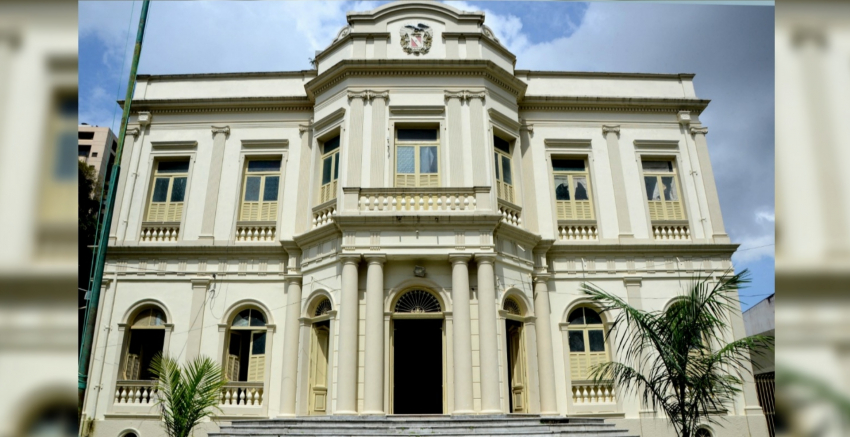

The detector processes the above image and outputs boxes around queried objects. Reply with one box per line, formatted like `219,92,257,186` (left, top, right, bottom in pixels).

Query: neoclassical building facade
79,2,768,437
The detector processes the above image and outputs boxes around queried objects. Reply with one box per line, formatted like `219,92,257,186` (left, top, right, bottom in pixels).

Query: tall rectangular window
642,160,685,220
395,128,439,187
494,136,514,203
319,136,340,203
240,159,281,222
146,159,189,222
552,158,594,220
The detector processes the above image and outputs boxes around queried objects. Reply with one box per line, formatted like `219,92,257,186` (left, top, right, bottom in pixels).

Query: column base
361,410,386,415
480,409,502,414
334,410,359,416
451,410,476,415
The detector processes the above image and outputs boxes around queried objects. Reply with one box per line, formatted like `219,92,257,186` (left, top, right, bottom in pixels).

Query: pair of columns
279,254,559,416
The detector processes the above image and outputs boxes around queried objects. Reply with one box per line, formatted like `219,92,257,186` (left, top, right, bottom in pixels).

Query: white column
363,254,386,414
279,275,303,416
449,254,474,414
200,125,230,239
533,274,558,415
475,253,501,413
602,125,633,239
336,254,361,415
689,126,729,241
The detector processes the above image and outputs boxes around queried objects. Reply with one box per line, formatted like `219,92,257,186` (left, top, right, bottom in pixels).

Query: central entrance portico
390,289,446,414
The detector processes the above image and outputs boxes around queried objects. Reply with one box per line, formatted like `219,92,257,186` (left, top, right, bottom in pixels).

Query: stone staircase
212,415,636,437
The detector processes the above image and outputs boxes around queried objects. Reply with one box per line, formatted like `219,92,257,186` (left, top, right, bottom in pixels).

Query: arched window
314,298,332,317
566,307,608,381
225,308,267,382
695,428,712,437
503,298,522,316
394,289,441,313
123,308,166,380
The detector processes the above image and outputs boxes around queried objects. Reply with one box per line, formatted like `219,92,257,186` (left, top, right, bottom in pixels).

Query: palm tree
149,354,228,437
581,270,773,437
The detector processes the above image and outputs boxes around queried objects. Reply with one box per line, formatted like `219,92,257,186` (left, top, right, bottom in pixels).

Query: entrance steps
212,415,636,437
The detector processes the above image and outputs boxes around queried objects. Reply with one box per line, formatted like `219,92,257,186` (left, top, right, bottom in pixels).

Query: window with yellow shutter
122,308,166,381
552,158,594,221
567,307,609,381
318,136,340,204
494,136,515,203
642,160,686,221
225,308,267,382
145,160,189,223
239,160,281,222
395,128,439,187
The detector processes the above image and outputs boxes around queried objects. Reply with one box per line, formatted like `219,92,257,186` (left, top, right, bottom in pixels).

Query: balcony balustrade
114,380,157,405
571,381,615,404
220,382,264,406
236,222,277,242
652,223,691,241
497,199,522,227
557,222,598,241
140,223,180,242
357,187,478,213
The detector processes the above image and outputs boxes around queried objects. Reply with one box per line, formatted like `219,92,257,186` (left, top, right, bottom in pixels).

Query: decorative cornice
602,125,620,136
519,96,710,115
137,111,152,126
305,60,526,101
121,97,313,115
211,125,230,136
690,126,709,136
444,89,487,102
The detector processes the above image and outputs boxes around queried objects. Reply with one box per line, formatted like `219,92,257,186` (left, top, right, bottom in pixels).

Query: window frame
144,158,191,223
394,126,441,188
551,156,595,221
317,135,341,204
238,158,282,223
493,135,515,203
224,308,269,383
640,157,687,222
565,306,610,381
122,307,167,381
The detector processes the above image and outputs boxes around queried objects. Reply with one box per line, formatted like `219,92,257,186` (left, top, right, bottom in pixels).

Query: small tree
581,270,772,437
149,354,228,437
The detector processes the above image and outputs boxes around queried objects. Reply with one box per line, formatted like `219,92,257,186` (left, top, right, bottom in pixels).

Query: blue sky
79,1,774,310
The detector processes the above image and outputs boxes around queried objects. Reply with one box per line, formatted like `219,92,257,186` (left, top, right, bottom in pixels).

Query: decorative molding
689,126,709,136
388,105,444,116
481,25,500,43
633,139,680,150
544,139,591,149
124,97,313,115
602,125,620,136
150,140,198,150
487,108,521,134
137,111,152,126
298,121,313,134
334,26,351,42
677,110,692,124
241,139,288,149
312,107,346,134
125,127,140,138
519,96,709,115
519,119,533,133
444,89,487,102
623,277,642,287
348,89,389,101
211,125,230,136
399,24,433,55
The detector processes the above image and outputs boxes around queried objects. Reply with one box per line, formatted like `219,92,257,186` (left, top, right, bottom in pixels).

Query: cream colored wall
136,75,312,100
519,73,697,99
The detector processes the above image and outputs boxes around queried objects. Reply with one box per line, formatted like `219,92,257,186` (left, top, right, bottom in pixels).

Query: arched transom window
123,308,166,381
503,298,522,316
394,290,441,313
314,298,332,317
226,308,267,382
567,307,609,381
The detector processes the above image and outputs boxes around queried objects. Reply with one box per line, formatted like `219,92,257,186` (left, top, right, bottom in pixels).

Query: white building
80,2,768,437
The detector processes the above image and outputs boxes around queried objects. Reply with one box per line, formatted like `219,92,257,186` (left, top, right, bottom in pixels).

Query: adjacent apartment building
78,125,117,191
79,2,768,437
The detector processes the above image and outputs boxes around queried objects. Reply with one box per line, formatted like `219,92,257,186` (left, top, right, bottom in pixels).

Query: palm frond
150,354,228,437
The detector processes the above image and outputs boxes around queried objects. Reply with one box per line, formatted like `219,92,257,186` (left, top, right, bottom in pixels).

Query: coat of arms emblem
400,23,433,55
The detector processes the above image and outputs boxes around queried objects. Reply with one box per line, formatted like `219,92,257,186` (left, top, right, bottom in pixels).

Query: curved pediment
314,1,515,75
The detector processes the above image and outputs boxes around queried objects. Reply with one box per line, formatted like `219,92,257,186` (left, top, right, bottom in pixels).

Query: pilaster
468,92,488,187
602,125,633,240
532,273,558,415
369,92,389,187
200,125,230,240
448,253,474,414
295,122,313,234
279,274,303,416
346,92,366,188
689,126,730,242
445,92,465,187
185,278,211,360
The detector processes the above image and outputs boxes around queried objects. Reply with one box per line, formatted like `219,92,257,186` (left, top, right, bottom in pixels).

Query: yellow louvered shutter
260,202,277,221
247,355,265,382
165,203,183,222
570,353,587,380
125,353,141,380
226,354,240,381
147,203,166,222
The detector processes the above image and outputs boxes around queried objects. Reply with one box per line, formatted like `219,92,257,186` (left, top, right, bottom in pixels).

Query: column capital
339,254,362,265
284,274,303,284
211,125,230,137
298,121,313,134
190,278,211,288
474,253,497,264
623,276,643,287
348,90,369,101
125,127,141,138
689,125,709,136
444,89,486,102
532,273,552,284
368,90,389,101
100,278,114,289
364,254,387,265
137,111,152,126
602,124,620,136
520,118,534,133
448,253,473,264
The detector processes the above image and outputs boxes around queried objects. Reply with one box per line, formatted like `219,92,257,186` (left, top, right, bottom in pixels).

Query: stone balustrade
140,223,180,242
358,188,477,213
236,223,276,242
558,223,598,241
220,382,264,406
115,381,157,405
497,202,522,227
652,223,691,241
312,202,337,229
571,382,615,404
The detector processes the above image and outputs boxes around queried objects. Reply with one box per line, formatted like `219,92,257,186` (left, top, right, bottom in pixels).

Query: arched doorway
391,289,444,414
308,297,332,415
503,298,528,413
